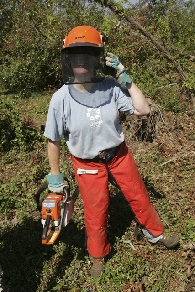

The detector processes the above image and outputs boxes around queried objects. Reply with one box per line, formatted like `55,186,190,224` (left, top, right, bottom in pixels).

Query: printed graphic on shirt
86,108,103,128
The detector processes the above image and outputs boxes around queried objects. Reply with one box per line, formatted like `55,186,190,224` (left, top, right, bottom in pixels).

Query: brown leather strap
90,144,121,163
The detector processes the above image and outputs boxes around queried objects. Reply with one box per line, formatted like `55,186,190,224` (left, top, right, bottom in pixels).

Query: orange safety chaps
71,141,164,258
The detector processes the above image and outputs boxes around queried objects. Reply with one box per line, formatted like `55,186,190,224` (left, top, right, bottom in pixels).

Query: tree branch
27,13,55,42
92,0,186,81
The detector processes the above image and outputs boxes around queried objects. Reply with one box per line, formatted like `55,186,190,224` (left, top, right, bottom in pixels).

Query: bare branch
160,151,195,166
32,21,55,42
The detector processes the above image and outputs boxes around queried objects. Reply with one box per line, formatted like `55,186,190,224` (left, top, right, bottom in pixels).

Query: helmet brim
65,42,102,48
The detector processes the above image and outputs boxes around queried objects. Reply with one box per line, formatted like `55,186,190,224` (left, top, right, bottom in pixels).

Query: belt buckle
99,150,107,159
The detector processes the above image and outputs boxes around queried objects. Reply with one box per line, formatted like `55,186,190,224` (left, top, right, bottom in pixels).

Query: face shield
61,46,106,84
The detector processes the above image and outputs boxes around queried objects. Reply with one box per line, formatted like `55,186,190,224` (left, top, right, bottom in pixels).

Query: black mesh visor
61,47,108,84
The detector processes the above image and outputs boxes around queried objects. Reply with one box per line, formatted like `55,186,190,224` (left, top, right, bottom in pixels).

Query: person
44,25,179,278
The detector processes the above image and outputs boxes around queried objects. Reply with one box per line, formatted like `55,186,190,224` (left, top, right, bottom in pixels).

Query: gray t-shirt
44,77,134,159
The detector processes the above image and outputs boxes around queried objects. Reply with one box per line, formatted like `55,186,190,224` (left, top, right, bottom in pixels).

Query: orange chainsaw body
41,193,65,245
35,182,79,245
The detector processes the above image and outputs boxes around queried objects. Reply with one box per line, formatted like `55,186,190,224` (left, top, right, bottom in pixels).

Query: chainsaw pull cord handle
42,214,52,240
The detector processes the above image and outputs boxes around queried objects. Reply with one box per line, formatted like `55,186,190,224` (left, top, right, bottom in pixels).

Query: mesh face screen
61,47,106,84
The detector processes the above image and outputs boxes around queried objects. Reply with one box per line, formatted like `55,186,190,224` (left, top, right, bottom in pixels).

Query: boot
90,258,105,278
157,233,179,248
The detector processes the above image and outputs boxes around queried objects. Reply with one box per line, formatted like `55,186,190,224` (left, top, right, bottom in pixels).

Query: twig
160,151,195,166
123,240,137,250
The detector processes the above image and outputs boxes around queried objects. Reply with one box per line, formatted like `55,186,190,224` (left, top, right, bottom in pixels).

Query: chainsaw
35,178,79,245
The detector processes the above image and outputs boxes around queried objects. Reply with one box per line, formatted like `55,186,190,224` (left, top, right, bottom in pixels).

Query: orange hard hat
63,26,105,49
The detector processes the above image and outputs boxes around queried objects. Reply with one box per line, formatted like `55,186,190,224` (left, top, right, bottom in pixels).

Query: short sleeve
115,85,135,115
44,102,65,141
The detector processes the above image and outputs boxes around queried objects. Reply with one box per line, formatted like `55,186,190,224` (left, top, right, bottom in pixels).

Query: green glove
105,52,132,87
46,173,67,193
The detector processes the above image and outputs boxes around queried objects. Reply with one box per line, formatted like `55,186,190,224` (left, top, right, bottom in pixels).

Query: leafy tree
0,0,195,106
92,0,195,104
0,0,112,95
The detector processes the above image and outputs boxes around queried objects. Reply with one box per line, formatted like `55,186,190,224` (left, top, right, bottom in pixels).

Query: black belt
89,144,121,163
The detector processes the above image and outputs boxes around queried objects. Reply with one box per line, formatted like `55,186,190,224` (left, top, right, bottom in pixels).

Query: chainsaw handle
35,184,48,211
62,185,70,203
35,177,71,211
42,214,52,240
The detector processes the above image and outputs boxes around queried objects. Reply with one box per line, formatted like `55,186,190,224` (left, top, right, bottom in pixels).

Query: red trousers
71,141,164,258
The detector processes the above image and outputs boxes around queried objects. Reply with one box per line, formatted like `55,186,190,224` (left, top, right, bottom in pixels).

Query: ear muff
100,33,107,45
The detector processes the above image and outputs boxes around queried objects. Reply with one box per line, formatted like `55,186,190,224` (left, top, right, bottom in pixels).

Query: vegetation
1,0,195,99
0,0,195,291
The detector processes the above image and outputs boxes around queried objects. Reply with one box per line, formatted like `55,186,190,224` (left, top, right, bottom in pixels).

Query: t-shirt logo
86,108,103,128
